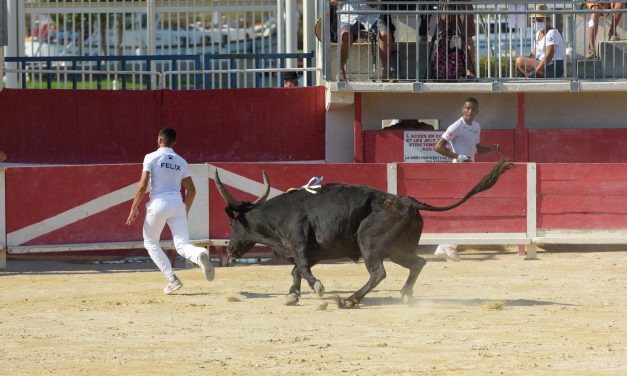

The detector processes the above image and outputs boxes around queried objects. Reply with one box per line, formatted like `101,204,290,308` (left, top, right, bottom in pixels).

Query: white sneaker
434,245,461,262
164,277,183,294
198,251,215,281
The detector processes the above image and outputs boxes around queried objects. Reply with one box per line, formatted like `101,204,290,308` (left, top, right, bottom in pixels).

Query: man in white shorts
126,127,214,294
433,97,500,261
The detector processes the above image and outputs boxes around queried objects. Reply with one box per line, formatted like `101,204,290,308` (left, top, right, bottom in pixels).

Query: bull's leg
285,266,301,306
293,250,325,298
389,253,426,303
341,257,386,308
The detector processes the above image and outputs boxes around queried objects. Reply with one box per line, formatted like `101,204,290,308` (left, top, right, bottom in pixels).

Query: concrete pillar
286,0,297,68
277,0,284,53
303,0,316,84
146,0,156,87
6,0,17,88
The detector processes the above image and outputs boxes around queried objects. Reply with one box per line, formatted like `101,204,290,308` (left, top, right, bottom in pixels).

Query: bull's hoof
313,280,325,297
284,293,299,306
334,296,359,309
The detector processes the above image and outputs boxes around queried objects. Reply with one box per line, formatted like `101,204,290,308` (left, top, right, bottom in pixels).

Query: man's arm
126,171,150,225
181,177,196,215
476,143,499,154
435,137,460,160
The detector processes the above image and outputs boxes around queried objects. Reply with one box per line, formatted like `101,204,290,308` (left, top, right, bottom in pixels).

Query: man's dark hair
159,127,177,146
464,97,479,106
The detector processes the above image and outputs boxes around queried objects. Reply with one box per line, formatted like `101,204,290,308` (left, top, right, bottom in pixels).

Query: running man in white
433,97,500,261
126,127,214,294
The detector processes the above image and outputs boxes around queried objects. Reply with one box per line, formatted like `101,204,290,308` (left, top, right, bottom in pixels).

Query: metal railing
323,0,627,82
3,51,316,89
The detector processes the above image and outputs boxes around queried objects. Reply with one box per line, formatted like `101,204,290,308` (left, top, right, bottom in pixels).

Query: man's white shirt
442,117,481,161
142,147,190,195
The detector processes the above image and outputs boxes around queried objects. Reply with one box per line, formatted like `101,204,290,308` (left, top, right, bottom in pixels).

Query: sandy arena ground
1,247,626,375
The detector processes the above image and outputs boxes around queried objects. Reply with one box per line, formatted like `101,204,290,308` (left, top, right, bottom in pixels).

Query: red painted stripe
423,217,527,233
539,196,627,214
5,164,141,233
419,198,526,216
540,181,627,196
538,214,627,229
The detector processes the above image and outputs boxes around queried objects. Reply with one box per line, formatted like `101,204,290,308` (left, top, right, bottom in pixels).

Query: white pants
143,193,206,280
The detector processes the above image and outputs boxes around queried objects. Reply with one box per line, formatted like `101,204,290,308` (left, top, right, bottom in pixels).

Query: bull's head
214,170,270,259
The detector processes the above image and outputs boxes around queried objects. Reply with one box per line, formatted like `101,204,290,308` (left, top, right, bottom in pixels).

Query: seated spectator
0,150,7,163
515,5,565,78
283,71,299,87
430,0,477,80
331,0,396,81
585,2,624,59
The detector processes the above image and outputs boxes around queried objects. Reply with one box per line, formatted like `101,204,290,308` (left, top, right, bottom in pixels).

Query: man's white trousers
143,193,206,280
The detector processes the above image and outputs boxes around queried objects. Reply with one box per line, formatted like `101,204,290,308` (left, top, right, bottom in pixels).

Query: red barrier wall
537,163,627,230
163,88,326,162
5,164,150,245
0,87,326,164
0,90,160,164
364,130,515,163
397,163,527,233
365,128,627,164
529,129,627,163
208,163,388,239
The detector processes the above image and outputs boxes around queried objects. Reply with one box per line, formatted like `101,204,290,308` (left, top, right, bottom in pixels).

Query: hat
284,71,298,80
529,4,549,18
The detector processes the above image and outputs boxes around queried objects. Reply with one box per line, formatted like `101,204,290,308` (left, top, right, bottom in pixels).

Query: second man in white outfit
126,127,214,294
433,97,500,261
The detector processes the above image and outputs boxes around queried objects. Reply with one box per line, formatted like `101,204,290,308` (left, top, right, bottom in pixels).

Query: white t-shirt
442,117,481,162
533,28,565,62
142,147,190,196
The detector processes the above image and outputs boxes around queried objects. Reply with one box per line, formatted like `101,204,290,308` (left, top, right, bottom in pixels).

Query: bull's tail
415,159,514,212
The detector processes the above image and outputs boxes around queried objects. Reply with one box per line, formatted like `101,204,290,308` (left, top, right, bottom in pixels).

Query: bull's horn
252,171,271,204
214,170,240,207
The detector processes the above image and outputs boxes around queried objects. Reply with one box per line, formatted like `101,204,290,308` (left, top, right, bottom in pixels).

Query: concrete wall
525,92,627,129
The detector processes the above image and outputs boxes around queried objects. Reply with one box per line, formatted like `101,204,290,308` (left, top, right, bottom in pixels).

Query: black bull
214,160,513,308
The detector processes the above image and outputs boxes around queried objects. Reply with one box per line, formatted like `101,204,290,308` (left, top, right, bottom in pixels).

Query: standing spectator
432,97,500,261
515,5,565,78
585,1,624,59
283,71,299,87
332,0,396,81
430,0,477,80
126,127,215,294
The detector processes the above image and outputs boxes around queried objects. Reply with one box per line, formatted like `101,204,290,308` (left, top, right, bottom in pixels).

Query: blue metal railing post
307,51,314,87
46,60,52,89
172,58,178,90
121,59,127,90
230,59,236,88
71,60,77,89
96,60,102,90
194,55,202,89
203,54,211,89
